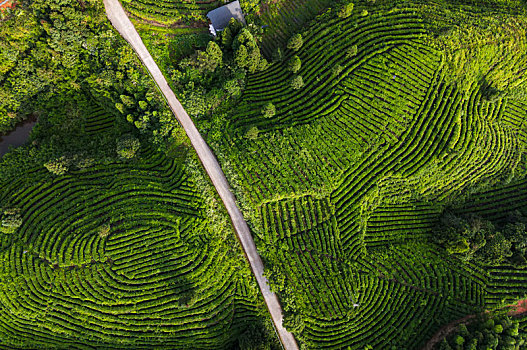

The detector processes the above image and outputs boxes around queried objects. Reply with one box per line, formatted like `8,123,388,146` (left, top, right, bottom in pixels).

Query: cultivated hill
212,0,527,348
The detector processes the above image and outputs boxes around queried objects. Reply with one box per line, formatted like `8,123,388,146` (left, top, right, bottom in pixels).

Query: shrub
288,56,301,73
98,223,111,238
346,45,358,58
1,208,22,234
338,2,354,18
116,135,140,159
287,33,303,51
290,75,304,90
331,64,343,76
44,157,69,175
245,126,260,140
261,103,276,118
361,9,369,16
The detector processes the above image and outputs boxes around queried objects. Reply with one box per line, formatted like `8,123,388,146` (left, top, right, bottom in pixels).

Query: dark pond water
0,121,36,157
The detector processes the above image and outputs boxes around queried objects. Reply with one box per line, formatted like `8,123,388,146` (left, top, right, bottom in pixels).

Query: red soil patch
508,298,527,316
0,0,15,10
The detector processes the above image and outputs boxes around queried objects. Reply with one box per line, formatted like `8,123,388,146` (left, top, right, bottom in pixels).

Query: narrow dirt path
102,1,298,349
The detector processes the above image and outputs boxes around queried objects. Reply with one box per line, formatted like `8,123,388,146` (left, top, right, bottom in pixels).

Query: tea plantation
210,0,527,348
0,103,279,348
1,0,527,348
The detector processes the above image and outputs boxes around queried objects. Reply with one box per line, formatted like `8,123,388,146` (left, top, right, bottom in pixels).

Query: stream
0,120,36,157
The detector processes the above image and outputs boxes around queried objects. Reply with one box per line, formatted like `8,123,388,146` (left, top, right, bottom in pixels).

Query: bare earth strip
102,1,299,349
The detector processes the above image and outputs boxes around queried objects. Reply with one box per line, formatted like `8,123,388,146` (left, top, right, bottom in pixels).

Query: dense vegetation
198,0,527,348
434,210,527,265
440,314,526,349
2,0,527,348
0,0,278,348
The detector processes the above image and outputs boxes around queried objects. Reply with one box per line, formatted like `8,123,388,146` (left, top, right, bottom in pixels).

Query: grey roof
207,1,245,31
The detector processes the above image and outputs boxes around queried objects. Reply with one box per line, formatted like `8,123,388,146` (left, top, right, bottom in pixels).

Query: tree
234,45,248,69
346,45,358,58
120,95,135,108
224,79,242,97
480,231,513,264
138,100,148,110
245,126,260,140
287,33,303,51
44,156,69,175
290,75,304,90
1,208,22,234
288,55,301,73
197,41,223,72
116,135,140,159
454,335,464,345
261,103,276,118
115,102,125,114
98,223,111,238
233,28,266,73
338,2,354,18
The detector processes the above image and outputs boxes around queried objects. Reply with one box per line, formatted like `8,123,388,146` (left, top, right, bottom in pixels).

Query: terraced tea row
123,0,218,25
84,105,115,134
0,147,263,348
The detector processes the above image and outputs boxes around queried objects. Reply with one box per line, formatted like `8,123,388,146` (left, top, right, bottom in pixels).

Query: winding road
102,1,299,349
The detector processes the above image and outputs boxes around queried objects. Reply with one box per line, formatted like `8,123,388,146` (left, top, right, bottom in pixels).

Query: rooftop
207,1,245,34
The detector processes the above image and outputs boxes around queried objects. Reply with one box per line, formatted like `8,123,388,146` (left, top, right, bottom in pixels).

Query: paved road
102,1,299,349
